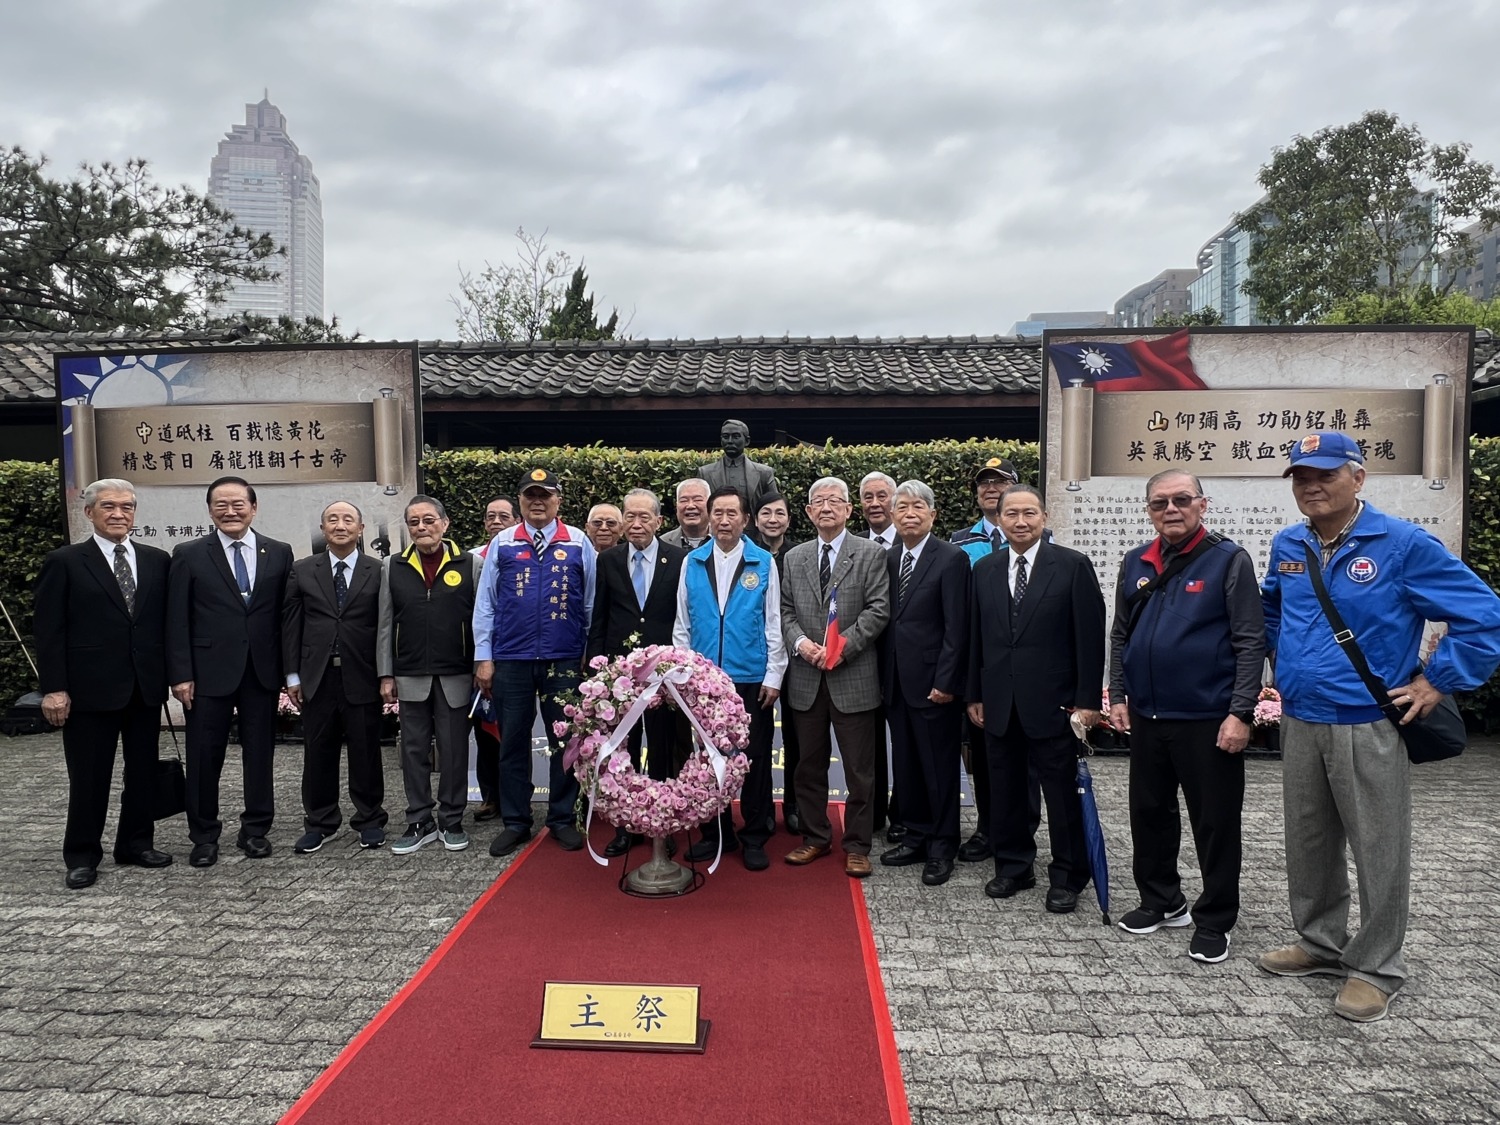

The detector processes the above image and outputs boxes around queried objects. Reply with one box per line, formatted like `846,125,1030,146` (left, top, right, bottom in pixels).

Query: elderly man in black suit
36,478,173,889
168,475,294,868
878,480,971,887
282,500,389,854
587,487,687,856
967,484,1105,913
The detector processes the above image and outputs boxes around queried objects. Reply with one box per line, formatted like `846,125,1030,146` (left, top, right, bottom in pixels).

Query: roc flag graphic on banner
1047,328,1207,392
823,585,847,670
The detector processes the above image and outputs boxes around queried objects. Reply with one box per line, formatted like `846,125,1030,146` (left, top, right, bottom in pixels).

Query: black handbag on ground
1300,542,1466,764
154,706,187,820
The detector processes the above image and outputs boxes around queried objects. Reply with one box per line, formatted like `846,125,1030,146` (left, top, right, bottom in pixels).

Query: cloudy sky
7,0,1500,341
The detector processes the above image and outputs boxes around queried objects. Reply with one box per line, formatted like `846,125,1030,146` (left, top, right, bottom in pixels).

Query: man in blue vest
673,486,786,871
473,469,597,858
1109,470,1265,965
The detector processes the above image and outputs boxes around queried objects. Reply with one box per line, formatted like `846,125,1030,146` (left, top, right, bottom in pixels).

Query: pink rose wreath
555,645,750,871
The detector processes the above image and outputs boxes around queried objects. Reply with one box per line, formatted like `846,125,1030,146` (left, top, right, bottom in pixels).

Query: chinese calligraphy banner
53,345,420,559
1040,327,1473,625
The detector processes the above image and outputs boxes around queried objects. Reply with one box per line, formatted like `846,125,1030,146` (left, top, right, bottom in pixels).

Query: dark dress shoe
236,836,272,859
602,830,639,858
958,831,992,862
783,804,803,834
550,824,584,851
742,845,770,871
489,827,532,857
885,823,908,845
879,843,925,867
1045,887,1080,914
686,835,737,862
473,801,499,822
921,858,955,886
189,843,218,868
984,872,1037,899
115,849,173,868
65,866,97,889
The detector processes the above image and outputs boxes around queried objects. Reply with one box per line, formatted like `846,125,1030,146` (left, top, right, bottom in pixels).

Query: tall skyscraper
208,94,324,321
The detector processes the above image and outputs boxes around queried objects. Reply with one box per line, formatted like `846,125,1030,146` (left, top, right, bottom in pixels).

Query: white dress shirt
672,538,787,689
869,527,896,551
93,533,136,583
218,527,258,589
1009,539,1041,596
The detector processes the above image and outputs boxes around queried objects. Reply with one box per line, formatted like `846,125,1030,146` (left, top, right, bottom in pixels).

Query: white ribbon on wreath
584,662,733,871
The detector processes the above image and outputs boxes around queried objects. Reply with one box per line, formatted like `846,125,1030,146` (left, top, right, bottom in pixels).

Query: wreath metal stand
618,833,704,898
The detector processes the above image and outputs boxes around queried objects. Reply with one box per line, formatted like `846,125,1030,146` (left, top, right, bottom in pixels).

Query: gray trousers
1281,715,1410,994
398,677,470,831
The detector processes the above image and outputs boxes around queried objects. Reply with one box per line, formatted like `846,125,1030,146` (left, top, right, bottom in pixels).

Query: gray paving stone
4,732,1500,1123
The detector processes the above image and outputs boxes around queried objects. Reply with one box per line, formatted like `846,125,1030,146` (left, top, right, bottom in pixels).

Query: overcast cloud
7,0,1500,340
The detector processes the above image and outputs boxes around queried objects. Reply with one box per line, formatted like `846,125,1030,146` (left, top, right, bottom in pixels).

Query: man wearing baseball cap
473,469,597,857
1259,432,1500,1021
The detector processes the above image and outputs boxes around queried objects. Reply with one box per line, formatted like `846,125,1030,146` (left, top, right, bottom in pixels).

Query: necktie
632,550,649,608
334,560,348,611
898,550,914,606
232,541,251,599
819,542,833,597
532,527,547,555
1012,554,1028,620
990,527,1004,553
113,544,136,613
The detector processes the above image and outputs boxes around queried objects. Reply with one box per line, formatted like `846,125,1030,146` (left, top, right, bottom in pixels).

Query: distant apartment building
1445,222,1500,301
1009,311,1114,337
208,95,324,321
1113,269,1199,327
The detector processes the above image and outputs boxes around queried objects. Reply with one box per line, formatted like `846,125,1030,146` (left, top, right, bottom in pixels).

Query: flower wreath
555,645,751,864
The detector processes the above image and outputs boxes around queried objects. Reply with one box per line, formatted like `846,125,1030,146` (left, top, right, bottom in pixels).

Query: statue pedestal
624,835,695,896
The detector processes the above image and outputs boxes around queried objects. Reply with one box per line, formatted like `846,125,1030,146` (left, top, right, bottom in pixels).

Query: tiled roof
0,333,1044,404
417,336,1040,400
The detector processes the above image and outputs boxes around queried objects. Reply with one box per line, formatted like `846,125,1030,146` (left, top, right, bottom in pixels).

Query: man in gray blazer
660,478,712,551
780,476,892,878
377,496,481,855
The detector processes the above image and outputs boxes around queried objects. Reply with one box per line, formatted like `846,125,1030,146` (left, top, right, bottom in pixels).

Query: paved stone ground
1,732,1496,1125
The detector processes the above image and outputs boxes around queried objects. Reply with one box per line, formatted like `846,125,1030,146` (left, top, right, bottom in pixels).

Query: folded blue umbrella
1075,753,1111,926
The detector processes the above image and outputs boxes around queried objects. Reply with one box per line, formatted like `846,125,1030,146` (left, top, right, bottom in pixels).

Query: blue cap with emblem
1283,431,1364,477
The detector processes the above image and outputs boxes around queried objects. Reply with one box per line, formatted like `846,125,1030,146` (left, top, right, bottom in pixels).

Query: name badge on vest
1277,561,1306,574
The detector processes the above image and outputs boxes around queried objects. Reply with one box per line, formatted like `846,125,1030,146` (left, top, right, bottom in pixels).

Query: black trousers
62,685,160,869
986,705,1089,891
185,666,278,845
627,707,679,782
778,696,801,813
1127,711,1244,934
299,666,388,835
473,717,500,807
967,716,1041,842
888,693,963,860
701,683,775,849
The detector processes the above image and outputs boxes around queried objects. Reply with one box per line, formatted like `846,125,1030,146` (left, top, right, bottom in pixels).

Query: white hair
894,480,935,507
81,479,136,506
807,476,849,502
859,471,897,494
675,478,710,499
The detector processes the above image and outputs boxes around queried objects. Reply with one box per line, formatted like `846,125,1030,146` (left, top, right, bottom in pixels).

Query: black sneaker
293,830,329,854
1188,928,1231,964
489,826,532,857
391,820,438,855
1117,902,1192,934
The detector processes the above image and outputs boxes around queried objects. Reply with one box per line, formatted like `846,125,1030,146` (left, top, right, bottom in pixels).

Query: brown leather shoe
784,843,832,866
845,853,873,878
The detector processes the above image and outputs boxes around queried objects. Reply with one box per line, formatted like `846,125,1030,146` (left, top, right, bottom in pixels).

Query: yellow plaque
533,981,708,1053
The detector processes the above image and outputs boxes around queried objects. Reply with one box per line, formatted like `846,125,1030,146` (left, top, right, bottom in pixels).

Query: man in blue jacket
474,469,597,857
1259,432,1500,1022
673,486,786,871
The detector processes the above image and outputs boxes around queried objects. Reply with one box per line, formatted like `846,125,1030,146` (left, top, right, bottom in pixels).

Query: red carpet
281,809,910,1125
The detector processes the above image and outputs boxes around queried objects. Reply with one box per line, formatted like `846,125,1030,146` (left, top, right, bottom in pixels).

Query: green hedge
6,439,1500,730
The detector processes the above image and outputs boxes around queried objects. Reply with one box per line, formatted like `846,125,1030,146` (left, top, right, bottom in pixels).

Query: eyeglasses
808,497,848,509
1147,494,1203,512
405,516,444,528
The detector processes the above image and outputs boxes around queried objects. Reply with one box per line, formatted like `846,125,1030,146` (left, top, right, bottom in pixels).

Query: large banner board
1040,326,1473,623
53,344,421,557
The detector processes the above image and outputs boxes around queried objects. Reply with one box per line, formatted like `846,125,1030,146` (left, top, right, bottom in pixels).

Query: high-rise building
1113,268,1200,327
208,94,324,321
1189,219,1259,325
1008,311,1113,337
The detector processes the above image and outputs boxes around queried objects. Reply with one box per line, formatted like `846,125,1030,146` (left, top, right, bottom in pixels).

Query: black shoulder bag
1300,541,1465,764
